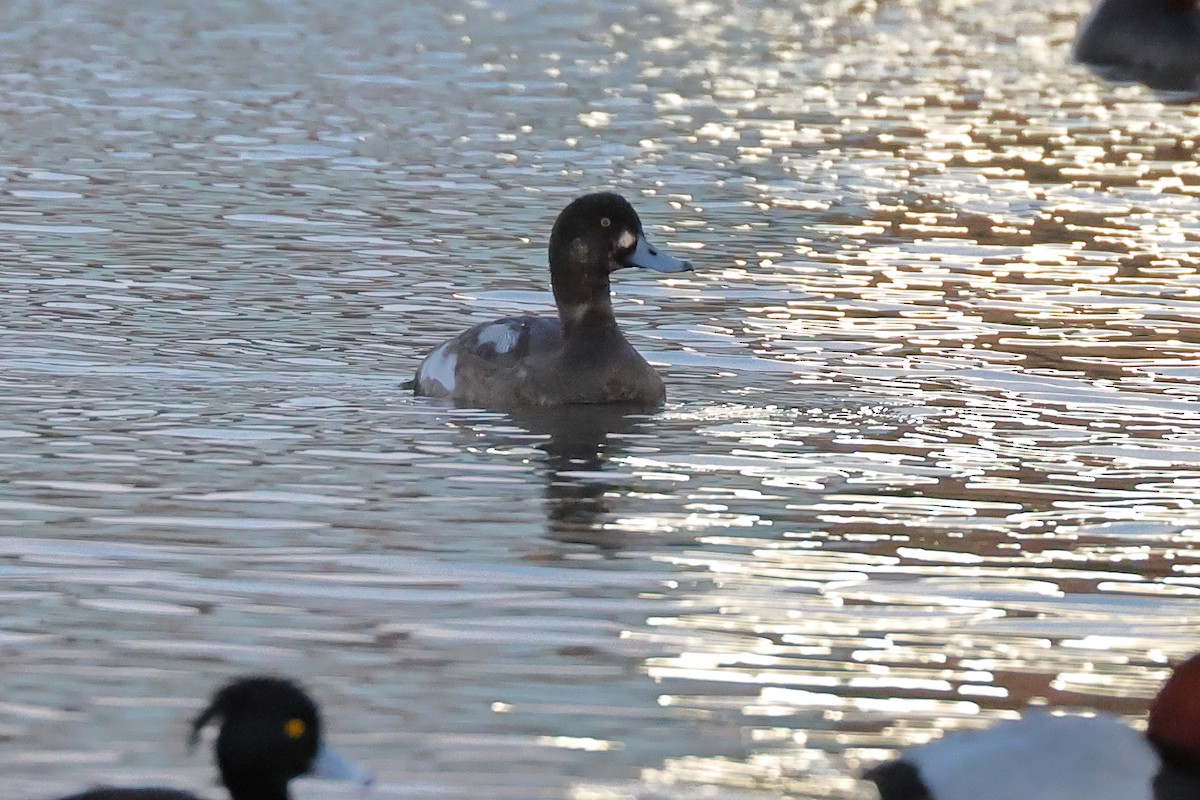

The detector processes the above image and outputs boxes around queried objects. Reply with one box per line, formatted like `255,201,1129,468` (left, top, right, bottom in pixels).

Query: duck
59,676,372,800
413,192,692,408
1074,0,1200,94
864,652,1200,800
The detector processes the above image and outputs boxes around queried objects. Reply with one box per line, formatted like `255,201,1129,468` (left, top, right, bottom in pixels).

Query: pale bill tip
629,234,693,273
310,741,374,788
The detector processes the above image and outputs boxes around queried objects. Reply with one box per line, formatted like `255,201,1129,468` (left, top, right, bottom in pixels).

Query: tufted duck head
547,192,691,333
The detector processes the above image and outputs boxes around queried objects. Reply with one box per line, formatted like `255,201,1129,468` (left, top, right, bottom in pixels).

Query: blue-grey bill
309,740,374,787
629,234,692,273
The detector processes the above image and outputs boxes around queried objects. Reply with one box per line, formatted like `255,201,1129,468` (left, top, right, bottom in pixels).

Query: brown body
418,314,665,407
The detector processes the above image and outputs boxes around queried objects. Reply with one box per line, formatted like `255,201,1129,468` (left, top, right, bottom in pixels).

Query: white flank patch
417,343,457,394
617,229,637,250
475,322,520,354
909,713,1158,800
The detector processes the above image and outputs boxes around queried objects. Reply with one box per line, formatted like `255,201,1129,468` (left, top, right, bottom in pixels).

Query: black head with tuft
549,193,644,266
548,193,643,307
190,677,322,800
546,192,690,322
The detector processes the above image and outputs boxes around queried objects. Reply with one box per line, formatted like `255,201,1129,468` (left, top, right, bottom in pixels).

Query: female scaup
865,652,1200,800
1074,0,1200,94
60,676,371,800
413,192,692,408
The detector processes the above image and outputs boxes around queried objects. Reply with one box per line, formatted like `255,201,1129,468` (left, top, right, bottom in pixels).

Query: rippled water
3,0,1200,798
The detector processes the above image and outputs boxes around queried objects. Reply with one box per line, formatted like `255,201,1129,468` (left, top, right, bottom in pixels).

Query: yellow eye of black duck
284,718,306,739
600,217,611,228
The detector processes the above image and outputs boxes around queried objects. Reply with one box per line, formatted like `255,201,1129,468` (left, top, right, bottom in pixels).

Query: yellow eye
284,718,306,739
600,217,611,228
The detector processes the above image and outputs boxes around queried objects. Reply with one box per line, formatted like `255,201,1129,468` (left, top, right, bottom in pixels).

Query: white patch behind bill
617,229,637,250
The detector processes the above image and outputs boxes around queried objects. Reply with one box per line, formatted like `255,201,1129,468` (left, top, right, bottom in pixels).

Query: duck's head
1148,653,1200,772
190,676,372,800
547,192,691,315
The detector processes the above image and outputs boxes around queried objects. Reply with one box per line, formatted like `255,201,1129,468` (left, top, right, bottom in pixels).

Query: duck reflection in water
506,404,656,551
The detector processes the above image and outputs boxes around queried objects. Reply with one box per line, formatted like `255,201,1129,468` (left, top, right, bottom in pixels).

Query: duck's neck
226,779,291,800
558,296,620,340
550,243,620,340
